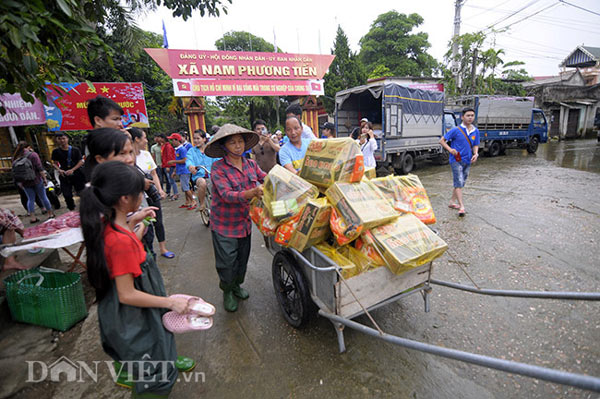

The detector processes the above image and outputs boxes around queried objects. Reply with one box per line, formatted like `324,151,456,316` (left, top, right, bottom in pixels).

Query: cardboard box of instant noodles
370,214,447,275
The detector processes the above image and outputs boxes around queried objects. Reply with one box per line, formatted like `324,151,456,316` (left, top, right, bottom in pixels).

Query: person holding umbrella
204,124,266,312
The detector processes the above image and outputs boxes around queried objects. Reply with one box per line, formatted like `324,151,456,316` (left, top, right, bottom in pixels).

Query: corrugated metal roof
560,45,600,67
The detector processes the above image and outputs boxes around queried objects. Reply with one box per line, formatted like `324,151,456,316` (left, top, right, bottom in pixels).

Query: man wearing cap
167,133,195,209
321,122,336,139
205,124,266,312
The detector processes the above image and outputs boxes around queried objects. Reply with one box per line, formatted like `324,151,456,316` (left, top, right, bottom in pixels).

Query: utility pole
451,0,465,91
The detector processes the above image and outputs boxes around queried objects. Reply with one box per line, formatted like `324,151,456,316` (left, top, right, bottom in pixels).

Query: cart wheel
272,251,312,328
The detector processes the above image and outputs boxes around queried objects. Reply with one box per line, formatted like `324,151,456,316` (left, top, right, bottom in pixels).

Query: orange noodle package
299,138,364,188
370,175,412,213
369,214,448,275
354,231,386,268
250,199,278,236
395,174,436,224
274,212,302,246
326,181,399,246
263,165,319,222
315,243,360,279
288,198,332,252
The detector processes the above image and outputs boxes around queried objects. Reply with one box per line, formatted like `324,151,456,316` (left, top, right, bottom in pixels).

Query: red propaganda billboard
0,93,46,127
146,49,334,80
44,82,149,131
173,78,324,97
146,49,334,96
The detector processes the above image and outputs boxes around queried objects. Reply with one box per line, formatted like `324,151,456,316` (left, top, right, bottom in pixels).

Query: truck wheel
401,153,414,174
488,141,501,157
527,136,539,153
433,151,449,165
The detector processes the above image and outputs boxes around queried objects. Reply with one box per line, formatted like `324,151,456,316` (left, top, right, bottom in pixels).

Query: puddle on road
534,139,600,174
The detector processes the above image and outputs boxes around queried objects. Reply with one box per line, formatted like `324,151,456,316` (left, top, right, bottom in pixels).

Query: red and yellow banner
44,82,149,131
173,78,324,97
146,49,334,80
146,49,334,96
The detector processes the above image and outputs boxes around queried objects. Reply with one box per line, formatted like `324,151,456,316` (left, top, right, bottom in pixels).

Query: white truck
335,80,456,174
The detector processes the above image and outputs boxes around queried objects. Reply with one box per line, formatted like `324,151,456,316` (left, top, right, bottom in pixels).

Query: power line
485,0,544,30
496,1,561,31
467,3,599,28
558,0,600,17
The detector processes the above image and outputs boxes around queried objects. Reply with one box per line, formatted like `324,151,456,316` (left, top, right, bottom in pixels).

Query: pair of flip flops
161,251,175,259
162,294,215,333
448,204,466,216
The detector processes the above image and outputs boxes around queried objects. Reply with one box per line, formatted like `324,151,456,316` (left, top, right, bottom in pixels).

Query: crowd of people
0,95,393,397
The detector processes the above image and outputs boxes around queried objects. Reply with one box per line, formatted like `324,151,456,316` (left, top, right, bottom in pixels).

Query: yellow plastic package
338,244,380,273
370,175,412,213
250,199,278,237
354,231,386,268
288,198,332,252
263,165,319,221
369,214,448,275
326,181,399,235
364,167,377,180
395,174,436,225
299,138,364,188
315,243,360,279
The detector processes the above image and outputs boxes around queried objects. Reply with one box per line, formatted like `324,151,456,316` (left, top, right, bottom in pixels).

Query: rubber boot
232,285,249,300
233,275,249,300
223,290,238,312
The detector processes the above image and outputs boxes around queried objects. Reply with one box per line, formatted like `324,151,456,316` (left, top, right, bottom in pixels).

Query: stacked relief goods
250,139,447,279
371,174,436,225
299,138,364,188
325,181,398,246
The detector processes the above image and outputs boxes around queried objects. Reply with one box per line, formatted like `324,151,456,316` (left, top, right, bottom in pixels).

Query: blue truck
447,95,549,156
335,81,456,174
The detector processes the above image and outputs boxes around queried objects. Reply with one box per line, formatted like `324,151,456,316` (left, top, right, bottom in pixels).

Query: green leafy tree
0,0,230,113
211,31,282,129
368,64,392,80
359,11,438,78
215,31,280,52
322,26,366,114
443,32,531,96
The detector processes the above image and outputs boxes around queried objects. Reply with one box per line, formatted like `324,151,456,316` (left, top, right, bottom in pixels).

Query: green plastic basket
4,267,88,331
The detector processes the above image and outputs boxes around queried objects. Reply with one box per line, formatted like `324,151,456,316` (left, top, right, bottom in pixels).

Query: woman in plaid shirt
205,124,265,312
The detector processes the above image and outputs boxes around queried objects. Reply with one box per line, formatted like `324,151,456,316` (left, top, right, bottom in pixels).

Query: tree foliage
210,31,283,130
74,21,185,134
323,26,366,114
443,31,531,96
359,11,438,78
0,0,230,112
215,30,280,52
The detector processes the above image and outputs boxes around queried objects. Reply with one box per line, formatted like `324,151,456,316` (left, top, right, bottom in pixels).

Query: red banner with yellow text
44,82,148,131
146,49,334,96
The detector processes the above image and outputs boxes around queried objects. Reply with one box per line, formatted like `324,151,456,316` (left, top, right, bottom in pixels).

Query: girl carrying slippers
80,161,188,397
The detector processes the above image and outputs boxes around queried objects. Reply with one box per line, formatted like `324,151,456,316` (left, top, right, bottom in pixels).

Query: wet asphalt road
151,139,600,399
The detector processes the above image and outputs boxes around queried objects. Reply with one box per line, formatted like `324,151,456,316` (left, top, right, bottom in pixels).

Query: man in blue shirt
279,115,311,174
186,129,218,211
167,133,195,209
439,107,480,217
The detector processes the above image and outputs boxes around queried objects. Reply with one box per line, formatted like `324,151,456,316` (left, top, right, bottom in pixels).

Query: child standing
80,161,188,397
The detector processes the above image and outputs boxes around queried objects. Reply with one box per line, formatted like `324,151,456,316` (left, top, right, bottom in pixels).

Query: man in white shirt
285,103,316,140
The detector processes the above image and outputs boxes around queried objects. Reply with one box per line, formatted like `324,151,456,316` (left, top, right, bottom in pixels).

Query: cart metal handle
319,310,600,393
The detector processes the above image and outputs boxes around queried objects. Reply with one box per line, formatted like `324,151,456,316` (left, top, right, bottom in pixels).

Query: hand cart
265,235,600,393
